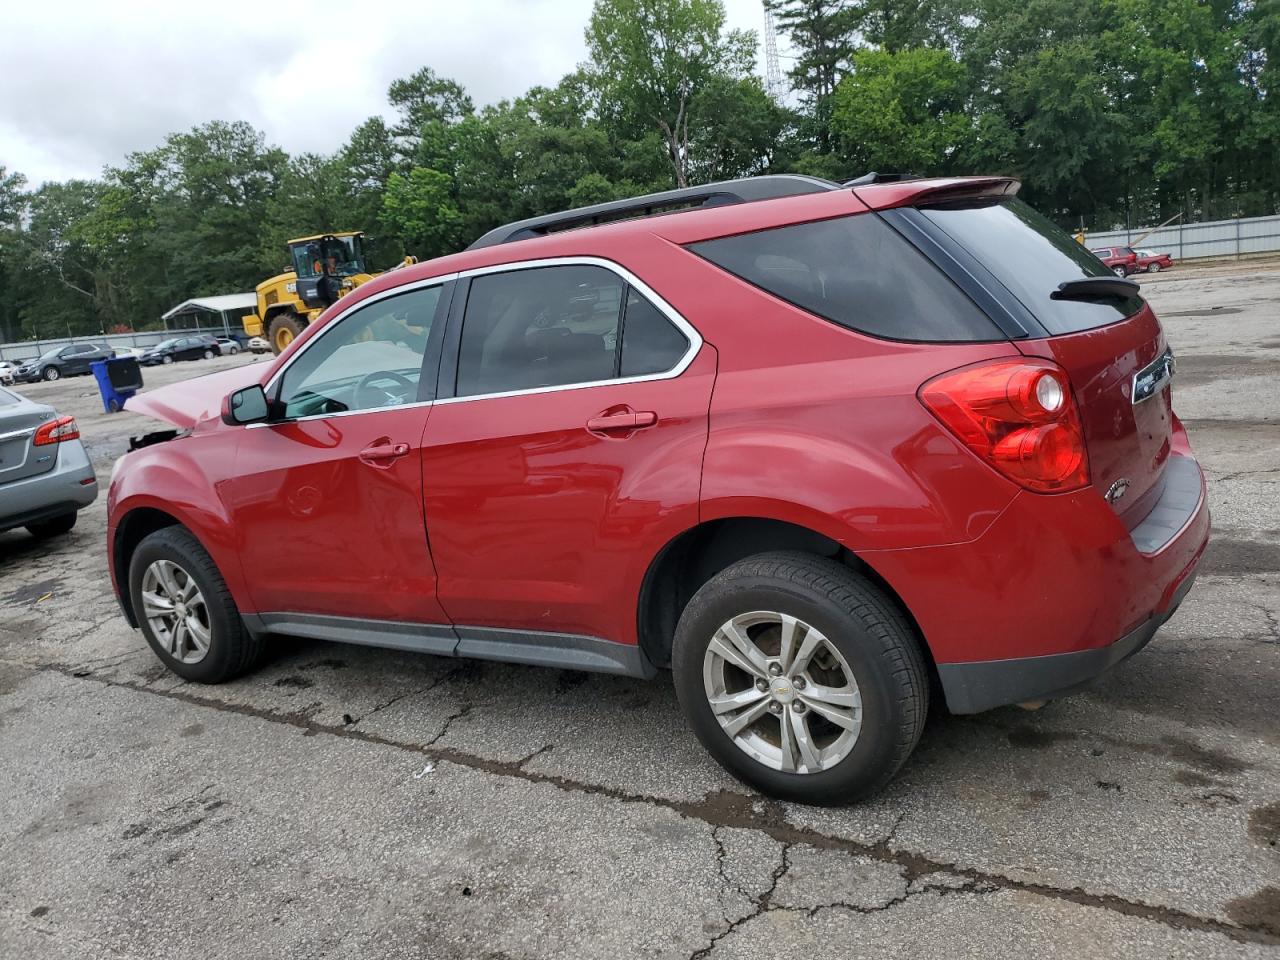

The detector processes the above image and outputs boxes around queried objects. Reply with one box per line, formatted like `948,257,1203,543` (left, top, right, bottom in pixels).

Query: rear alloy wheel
673,552,929,804
129,526,263,683
1147,262,1161,273
42,366,60,381
1112,266,1128,277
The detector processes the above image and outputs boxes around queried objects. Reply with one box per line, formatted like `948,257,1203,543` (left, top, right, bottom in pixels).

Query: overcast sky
2,0,780,186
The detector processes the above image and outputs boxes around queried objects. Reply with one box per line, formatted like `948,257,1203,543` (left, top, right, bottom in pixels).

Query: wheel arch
635,516,936,684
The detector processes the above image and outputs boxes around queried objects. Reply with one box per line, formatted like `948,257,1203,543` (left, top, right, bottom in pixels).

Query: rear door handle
359,441,409,464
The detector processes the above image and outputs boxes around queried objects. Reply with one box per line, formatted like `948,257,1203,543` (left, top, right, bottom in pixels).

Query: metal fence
0,324,239,363
1086,213,1280,261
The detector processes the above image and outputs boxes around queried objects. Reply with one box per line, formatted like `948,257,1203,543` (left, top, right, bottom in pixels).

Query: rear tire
1112,266,1127,277
128,526,263,683
672,552,928,805
26,513,76,538
267,312,305,354
1147,262,1160,273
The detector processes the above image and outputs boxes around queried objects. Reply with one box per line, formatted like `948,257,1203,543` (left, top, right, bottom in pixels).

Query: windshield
919,199,1143,335
292,235,365,279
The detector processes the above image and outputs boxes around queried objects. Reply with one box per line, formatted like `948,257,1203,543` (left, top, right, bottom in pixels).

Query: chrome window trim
257,256,702,422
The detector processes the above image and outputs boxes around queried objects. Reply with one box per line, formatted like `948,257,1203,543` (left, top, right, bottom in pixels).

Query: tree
831,48,971,174
585,0,756,187
381,168,461,259
765,0,861,150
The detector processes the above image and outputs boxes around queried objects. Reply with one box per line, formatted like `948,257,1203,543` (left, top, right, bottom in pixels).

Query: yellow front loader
243,232,415,354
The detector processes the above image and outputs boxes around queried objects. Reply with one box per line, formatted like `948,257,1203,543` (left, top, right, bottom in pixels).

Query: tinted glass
621,288,689,376
457,266,622,397
920,199,1143,334
279,285,442,418
690,214,1002,342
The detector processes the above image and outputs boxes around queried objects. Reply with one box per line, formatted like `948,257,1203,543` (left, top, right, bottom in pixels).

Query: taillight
33,415,80,446
919,358,1089,493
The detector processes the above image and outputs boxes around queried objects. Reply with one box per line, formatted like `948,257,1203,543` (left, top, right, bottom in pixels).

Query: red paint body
108,177,1208,685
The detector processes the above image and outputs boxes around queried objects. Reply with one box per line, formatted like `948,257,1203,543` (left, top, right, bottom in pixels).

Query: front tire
202,349,214,359
1111,266,1128,277
672,552,928,805
128,527,263,683
42,366,60,381
26,512,76,538
162,355,173,365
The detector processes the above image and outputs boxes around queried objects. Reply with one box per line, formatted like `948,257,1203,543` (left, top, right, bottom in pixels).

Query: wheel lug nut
793,677,806,690
768,663,782,677
768,701,783,714
755,679,769,693
792,702,806,714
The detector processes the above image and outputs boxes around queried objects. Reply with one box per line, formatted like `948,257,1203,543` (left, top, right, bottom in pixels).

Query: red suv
1090,246,1141,276
108,175,1208,803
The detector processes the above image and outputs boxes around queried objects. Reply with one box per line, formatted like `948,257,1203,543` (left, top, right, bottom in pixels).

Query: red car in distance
1090,246,1141,276
107,174,1208,804
1135,248,1175,273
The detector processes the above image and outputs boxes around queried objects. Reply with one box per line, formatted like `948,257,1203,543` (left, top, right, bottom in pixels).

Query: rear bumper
937,560,1199,713
868,451,1210,712
0,440,98,531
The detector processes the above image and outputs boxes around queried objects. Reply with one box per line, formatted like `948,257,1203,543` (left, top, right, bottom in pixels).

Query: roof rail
465,174,841,250
843,172,920,186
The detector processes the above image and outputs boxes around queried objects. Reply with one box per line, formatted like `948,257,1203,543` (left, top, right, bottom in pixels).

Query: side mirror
222,384,271,425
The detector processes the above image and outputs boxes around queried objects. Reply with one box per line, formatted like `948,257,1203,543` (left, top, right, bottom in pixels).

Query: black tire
202,349,214,359
128,526,263,683
672,552,929,805
1147,262,1160,273
266,312,305,355
162,355,173,365
1111,266,1127,277
26,512,76,538
41,365,60,381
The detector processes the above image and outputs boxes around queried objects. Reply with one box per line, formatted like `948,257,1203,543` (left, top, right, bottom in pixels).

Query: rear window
689,214,1004,342
919,199,1143,334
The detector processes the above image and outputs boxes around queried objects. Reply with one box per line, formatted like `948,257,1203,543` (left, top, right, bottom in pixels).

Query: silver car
0,386,98,537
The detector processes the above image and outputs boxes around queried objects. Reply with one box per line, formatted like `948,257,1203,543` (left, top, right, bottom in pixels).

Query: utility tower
763,3,785,102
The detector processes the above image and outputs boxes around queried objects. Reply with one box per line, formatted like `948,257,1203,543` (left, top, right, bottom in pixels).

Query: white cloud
0,0,773,185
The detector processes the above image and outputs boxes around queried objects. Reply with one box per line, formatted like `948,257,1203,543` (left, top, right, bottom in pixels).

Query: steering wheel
353,370,416,409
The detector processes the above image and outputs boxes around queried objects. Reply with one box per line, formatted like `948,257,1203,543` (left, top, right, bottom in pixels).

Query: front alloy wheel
704,611,862,774
140,559,211,664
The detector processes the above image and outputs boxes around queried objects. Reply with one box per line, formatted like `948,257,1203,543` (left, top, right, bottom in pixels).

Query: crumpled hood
126,363,268,428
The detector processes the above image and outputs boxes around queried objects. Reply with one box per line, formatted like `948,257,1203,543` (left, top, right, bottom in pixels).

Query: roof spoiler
852,176,1021,210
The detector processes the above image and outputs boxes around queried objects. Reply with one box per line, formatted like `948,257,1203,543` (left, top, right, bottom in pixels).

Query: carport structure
160,293,256,337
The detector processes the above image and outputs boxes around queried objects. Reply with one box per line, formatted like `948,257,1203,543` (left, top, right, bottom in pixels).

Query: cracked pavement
1,264,1278,958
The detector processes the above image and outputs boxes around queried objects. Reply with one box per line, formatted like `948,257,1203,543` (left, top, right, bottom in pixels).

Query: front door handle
359,441,409,464
586,407,658,438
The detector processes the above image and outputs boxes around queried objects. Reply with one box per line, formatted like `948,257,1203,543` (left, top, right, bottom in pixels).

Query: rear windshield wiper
1050,277,1141,302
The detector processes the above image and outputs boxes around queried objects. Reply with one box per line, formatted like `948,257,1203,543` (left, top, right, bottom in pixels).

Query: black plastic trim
239,613,657,679
881,208,1039,339
1130,455,1203,555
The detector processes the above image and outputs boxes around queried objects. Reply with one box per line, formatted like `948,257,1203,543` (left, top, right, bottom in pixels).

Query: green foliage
0,0,1276,341
831,48,970,173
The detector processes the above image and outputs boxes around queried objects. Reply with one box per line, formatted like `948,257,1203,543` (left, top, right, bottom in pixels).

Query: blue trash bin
91,357,144,413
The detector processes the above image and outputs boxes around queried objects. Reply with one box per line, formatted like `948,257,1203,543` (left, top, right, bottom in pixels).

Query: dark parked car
14,343,115,382
1090,246,1140,276
109,174,1206,804
140,336,222,365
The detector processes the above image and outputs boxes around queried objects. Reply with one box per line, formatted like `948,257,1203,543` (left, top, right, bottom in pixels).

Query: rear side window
621,288,688,376
689,214,1003,342
919,200,1143,334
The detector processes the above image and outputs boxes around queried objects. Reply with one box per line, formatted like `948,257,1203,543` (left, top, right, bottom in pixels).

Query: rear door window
918,200,1143,334
689,214,1003,343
